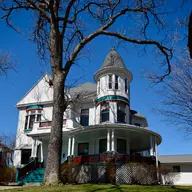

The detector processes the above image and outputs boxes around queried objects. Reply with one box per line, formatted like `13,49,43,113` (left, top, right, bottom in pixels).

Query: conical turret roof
94,47,133,82
100,47,127,70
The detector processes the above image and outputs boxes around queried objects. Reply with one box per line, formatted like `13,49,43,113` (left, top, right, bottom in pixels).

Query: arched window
117,103,126,123
100,102,109,122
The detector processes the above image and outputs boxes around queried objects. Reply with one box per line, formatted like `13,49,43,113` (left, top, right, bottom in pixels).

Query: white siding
162,164,192,185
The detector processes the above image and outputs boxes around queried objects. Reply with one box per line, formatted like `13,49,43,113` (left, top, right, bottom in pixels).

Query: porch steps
19,168,45,184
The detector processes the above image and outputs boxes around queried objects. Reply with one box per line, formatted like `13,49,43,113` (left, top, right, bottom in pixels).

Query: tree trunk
43,71,64,185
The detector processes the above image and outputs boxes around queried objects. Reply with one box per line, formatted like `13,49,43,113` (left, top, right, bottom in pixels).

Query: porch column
71,136,75,156
154,136,159,182
111,129,115,151
40,142,43,162
107,129,110,151
68,136,71,156
150,135,154,156
31,138,37,158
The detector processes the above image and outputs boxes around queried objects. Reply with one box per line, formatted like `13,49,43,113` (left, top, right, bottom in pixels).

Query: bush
0,166,16,183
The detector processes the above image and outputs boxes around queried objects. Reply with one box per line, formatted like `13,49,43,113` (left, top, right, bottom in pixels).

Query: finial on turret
111,46,115,51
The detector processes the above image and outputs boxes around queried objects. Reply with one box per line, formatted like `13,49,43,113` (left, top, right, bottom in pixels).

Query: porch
29,125,161,167
17,125,161,183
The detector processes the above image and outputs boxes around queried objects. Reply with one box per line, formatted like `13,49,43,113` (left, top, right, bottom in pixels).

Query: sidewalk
0,186,22,190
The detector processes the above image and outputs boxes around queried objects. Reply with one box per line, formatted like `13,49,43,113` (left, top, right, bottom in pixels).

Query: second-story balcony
39,119,67,128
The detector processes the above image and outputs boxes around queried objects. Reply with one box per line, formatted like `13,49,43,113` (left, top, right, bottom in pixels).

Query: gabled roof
159,154,192,164
17,73,53,107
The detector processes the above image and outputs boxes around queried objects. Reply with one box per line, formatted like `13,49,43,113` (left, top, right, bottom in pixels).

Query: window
78,143,89,156
21,149,31,164
125,78,128,92
24,116,29,130
99,138,107,154
24,109,42,130
134,123,141,127
108,75,112,89
36,114,41,122
80,109,89,126
115,75,118,89
100,103,109,122
97,80,100,94
28,115,35,129
117,103,126,123
173,166,180,172
117,139,126,154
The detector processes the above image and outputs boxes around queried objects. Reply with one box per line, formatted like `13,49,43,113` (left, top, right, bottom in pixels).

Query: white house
159,155,192,185
14,48,191,185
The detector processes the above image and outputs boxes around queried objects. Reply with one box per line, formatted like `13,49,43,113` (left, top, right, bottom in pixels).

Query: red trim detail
96,100,129,106
26,108,43,112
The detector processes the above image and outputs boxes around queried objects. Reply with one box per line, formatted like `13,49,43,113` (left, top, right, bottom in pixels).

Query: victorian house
14,48,162,184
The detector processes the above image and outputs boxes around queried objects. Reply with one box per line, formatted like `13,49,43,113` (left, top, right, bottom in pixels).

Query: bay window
24,109,42,131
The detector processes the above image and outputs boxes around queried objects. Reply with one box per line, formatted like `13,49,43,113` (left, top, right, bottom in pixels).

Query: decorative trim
24,129,32,133
26,105,43,111
96,95,129,105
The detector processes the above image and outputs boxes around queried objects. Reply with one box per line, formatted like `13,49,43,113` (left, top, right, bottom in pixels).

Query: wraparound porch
17,125,161,183
29,125,161,167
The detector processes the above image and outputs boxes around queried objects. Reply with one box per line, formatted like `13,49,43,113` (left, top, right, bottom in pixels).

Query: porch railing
72,154,155,165
17,158,38,181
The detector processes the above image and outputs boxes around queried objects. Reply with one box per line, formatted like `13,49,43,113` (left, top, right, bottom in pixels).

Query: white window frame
24,109,42,130
108,75,112,89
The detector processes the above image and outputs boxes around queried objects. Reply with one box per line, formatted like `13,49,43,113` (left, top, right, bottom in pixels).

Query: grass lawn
1,184,192,192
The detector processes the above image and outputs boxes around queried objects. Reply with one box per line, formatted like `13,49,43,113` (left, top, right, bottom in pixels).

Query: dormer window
108,75,112,89
115,75,118,89
100,103,109,122
125,78,128,92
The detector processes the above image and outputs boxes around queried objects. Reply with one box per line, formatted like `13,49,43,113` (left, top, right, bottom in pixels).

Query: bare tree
188,11,192,58
0,52,14,76
0,133,15,167
157,56,192,135
0,0,173,184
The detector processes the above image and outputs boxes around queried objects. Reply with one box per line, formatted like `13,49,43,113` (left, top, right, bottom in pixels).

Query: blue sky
0,1,191,155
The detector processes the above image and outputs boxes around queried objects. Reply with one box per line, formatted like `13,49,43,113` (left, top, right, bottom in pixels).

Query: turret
94,48,133,124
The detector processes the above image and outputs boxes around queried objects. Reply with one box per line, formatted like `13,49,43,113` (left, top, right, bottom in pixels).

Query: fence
61,163,158,184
